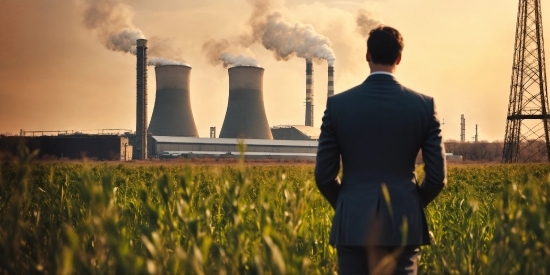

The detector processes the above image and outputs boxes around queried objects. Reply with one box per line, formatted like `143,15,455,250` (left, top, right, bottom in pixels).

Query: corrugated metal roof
160,151,316,157
152,136,318,147
291,125,320,139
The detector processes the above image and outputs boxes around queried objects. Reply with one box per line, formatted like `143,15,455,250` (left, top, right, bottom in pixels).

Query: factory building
0,135,132,161
271,125,320,140
150,136,316,161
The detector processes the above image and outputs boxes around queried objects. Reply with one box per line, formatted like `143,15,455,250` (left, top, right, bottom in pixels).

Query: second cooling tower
148,65,199,137
219,66,273,139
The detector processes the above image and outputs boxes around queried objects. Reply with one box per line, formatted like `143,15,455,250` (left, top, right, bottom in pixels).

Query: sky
0,0,543,142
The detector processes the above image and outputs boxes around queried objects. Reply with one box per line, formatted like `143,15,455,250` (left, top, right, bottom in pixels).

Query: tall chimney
148,65,199,137
219,66,273,139
460,114,466,142
305,59,314,126
135,39,148,160
328,65,334,97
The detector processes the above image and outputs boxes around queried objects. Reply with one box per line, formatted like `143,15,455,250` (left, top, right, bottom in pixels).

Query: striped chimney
328,65,334,97
305,59,314,127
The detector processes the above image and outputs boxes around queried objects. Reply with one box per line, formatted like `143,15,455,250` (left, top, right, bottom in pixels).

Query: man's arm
419,98,447,207
315,99,341,209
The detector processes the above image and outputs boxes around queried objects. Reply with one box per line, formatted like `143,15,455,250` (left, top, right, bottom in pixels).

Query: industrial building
271,125,320,140
0,135,132,161
150,136,316,161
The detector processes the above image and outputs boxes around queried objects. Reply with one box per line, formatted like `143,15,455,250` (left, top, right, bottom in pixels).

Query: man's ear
395,54,402,65
366,50,371,62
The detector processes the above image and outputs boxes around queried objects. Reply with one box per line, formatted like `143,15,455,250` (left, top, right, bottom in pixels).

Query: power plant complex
1,36,332,161
140,38,333,160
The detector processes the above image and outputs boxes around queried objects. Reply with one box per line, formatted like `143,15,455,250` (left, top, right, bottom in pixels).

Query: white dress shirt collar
368,71,394,77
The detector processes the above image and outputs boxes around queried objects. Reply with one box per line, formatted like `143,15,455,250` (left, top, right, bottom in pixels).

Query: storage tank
219,66,273,139
148,65,199,137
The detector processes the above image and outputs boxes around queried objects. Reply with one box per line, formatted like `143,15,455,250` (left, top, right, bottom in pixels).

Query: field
1,150,550,274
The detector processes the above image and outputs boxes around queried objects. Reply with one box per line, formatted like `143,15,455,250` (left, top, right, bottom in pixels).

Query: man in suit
314,26,446,275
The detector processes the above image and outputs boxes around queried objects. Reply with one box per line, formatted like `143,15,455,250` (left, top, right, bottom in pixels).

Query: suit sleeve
419,98,447,207
315,98,341,209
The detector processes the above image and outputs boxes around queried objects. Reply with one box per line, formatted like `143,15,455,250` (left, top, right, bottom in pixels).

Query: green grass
1,150,550,274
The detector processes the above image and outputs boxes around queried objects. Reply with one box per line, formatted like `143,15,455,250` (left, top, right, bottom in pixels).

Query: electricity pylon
503,0,550,163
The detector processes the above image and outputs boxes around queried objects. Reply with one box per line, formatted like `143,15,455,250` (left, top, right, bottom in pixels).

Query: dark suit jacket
315,73,446,247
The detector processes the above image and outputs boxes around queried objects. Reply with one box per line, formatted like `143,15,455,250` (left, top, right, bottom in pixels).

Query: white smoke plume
262,12,336,66
203,0,336,66
239,0,272,47
202,39,259,68
147,37,187,62
356,9,382,38
202,39,231,66
220,52,260,68
80,0,188,65
147,57,189,67
80,0,144,54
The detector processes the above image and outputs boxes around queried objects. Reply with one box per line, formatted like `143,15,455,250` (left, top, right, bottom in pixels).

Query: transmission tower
503,0,550,163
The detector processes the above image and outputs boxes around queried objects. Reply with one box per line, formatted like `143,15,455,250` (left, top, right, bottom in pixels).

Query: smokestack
148,65,199,137
135,38,148,160
328,65,334,97
460,114,466,142
305,59,314,127
219,66,273,139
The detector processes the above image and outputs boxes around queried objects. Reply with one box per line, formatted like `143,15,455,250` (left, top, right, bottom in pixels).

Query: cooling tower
305,59,314,127
328,65,334,97
219,66,273,139
148,65,199,137
135,39,148,160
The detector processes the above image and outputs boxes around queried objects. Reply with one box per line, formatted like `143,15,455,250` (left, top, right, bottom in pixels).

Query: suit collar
364,73,398,83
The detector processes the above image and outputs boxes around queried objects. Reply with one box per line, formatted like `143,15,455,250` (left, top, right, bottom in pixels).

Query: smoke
239,0,272,47
202,39,231,66
262,12,336,66
148,37,186,62
220,52,260,68
203,0,337,66
80,0,144,53
202,39,259,68
356,9,381,38
148,57,189,67
80,0,188,64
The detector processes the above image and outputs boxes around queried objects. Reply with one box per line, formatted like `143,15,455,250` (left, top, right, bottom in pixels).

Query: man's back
314,25,446,274
315,73,446,247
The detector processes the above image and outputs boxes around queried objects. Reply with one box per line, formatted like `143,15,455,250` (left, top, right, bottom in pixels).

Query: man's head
366,26,404,67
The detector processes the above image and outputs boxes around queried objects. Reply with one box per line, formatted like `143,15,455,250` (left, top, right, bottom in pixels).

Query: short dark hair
367,26,404,65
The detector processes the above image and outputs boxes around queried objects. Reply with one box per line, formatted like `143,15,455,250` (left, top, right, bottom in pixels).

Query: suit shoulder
400,85,434,103
328,84,363,103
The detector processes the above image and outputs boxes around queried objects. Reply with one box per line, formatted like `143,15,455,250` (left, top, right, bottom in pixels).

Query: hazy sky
0,0,544,141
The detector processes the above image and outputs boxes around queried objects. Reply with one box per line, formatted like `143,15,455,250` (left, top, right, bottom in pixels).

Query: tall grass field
1,150,550,274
